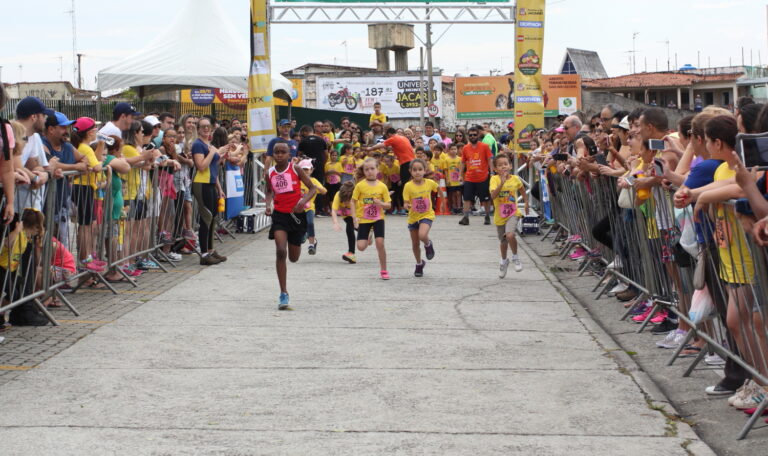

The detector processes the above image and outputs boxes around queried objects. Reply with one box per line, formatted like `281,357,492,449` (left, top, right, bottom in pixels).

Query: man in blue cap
99,102,140,137
264,119,297,169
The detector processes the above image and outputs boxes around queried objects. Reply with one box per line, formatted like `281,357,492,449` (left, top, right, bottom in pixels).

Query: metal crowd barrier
542,171,768,440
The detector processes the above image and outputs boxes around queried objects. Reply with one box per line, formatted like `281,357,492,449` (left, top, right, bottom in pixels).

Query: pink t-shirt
51,237,76,273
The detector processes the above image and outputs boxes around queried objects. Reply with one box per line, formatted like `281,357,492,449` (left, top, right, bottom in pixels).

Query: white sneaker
608,282,629,296
728,381,751,406
607,256,622,270
704,353,726,366
656,330,686,349
512,257,523,272
168,252,182,262
499,259,510,279
732,382,765,409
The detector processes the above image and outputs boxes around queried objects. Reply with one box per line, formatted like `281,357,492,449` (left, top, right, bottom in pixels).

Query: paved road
0,216,712,455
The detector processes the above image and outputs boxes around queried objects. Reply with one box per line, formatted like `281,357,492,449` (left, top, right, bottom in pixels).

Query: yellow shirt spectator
444,156,463,186
120,144,141,201
713,162,754,284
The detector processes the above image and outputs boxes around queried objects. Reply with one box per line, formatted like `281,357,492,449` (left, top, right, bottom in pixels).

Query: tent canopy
97,0,292,100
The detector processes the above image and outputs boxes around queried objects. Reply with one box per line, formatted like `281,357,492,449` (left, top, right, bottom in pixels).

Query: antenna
657,38,670,71
65,0,77,85
632,31,639,73
59,56,64,80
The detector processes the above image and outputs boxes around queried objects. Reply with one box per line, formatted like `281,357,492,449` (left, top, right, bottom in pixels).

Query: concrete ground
0,216,712,455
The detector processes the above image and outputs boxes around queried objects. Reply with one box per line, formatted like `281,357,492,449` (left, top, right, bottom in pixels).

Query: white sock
511,254,519,260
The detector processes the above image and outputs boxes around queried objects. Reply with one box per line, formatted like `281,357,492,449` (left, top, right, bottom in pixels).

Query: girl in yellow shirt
489,153,528,278
339,144,362,183
402,159,438,277
331,181,357,264
299,159,327,255
444,143,464,214
351,158,392,280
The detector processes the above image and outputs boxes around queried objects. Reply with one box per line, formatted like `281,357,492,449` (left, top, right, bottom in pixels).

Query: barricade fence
540,171,768,440
1,148,270,328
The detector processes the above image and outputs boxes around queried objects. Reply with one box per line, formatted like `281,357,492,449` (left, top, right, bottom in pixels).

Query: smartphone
736,133,768,168
648,139,665,151
653,158,664,176
553,153,569,161
624,175,636,186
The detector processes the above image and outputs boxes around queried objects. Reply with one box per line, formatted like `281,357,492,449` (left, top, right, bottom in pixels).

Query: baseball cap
144,115,161,127
113,102,140,117
72,117,96,132
45,111,75,128
298,159,313,169
278,119,291,127
618,116,630,130
554,126,565,133
507,121,515,129
16,96,55,119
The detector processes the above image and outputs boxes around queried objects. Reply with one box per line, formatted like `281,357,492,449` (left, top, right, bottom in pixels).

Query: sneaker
278,292,292,310
424,241,435,260
82,261,106,273
608,282,629,296
569,247,588,260
629,300,651,316
632,305,655,323
651,318,678,334
607,256,622,270
83,255,108,269
414,261,425,277
342,252,356,264
159,231,173,245
308,243,316,255
182,229,197,240
459,216,469,226
656,329,686,349
650,309,669,324
512,256,523,272
211,251,227,262
121,265,142,277
705,384,735,396
484,215,491,225
380,270,390,280
704,353,726,366
616,288,638,302
499,258,510,279
167,252,182,262
733,385,767,410
200,254,223,266
567,234,582,243
729,381,755,406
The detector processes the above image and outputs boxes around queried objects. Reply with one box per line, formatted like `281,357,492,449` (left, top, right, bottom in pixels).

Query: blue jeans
306,209,315,238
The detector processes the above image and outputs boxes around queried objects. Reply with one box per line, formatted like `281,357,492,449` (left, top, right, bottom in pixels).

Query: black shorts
269,210,307,246
72,185,94,226
356,219,385,240
447,185,463,194
463,179,490,202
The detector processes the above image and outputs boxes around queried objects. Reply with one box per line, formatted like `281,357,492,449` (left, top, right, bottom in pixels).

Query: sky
0,0,766,92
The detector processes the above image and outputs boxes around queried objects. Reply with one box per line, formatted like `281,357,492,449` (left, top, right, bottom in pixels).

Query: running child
351,158,392,280
299,159,327,255
324,149,342,213
331,181,357,264
490,153,528,278
266,143,317,310
380,154,402,214
402,158,438,277
444,143,464,214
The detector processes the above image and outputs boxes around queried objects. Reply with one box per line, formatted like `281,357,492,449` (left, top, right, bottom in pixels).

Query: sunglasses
468,134,478,137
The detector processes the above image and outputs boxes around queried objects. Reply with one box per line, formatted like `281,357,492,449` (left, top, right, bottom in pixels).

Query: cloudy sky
0,0,765,91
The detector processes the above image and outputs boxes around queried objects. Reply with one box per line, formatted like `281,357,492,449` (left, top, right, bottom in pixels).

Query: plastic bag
618,188,633,209
689,284,714,325
675,207,698,258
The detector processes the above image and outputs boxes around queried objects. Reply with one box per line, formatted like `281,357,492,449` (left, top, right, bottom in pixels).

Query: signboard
276,0,508,2
454,74,580,119
247,0,275,152
513,0,546,152
274,78,304,107
181,89,248,109
316,76,442,118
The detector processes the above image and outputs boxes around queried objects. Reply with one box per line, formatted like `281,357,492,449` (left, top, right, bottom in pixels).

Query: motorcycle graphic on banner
316,76,443,118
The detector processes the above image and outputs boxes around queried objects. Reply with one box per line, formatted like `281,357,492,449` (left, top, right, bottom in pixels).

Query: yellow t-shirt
490,174,524,225
323,132,336,143
325,161,343,185
332,192,353,217
300,177,326,213
380,161,401,188
431,155,445,176
403,179,438,224
74,143,100,189
340,156,363,176
369,112,387,125
0,231,28,272
120,144,141,201
713,162,754,284
352,180,391,223
443,156,463,186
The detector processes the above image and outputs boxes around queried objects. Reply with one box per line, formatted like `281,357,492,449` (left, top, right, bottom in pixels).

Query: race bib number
338,207,351,217
389,174,400,183
271,173,293,194
363,204,382,220
500,202,517,218
413,197,429,213
344,163,356,174
450,170,460,182
327,174,340,184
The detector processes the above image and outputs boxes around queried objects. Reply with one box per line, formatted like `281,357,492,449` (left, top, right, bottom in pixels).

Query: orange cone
436,177,450,215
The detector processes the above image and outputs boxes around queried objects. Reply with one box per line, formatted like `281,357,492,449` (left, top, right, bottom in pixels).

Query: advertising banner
455,74,580,119
274,78,304,107
247,0,275,152
181,89,248,109
315,76,442,118
513,0,546,152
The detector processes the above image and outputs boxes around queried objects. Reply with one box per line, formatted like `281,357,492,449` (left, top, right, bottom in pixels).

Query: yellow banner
274,79,304,107
513,0,545,152
247,0,275,153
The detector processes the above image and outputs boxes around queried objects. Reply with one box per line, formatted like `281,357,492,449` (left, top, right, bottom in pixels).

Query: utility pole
419,47,425,126
77,53,83,88
425,6,434,123
66,0,77,86
632,32,639,73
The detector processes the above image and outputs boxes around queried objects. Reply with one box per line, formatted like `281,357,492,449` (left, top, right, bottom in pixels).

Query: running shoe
656,329,686,349
704,353,726,366
159,231,173,245
631,305,655,323
567,234,582,243
512,257,523,272
484,215,491,225
608,282,629,296
651,318,678,334
733,384,767,410
342,252,356,264
414,261,425,277
380,270,390,280
278,292,292,310
569,247,588,260
704,384,735,396
160,252,182,263
729,381,755,406
459,216,469,225
499,258,510,279
650,309,668,324
424,241,435,260
308,242,317,255
211,251,227,262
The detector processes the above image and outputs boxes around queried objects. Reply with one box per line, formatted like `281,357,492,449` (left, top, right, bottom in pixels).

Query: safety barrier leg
738,396,768,440
541,222,559,241
595,275,617,300
667,330,697,366
53,288,80,317
32,298,59,326
636,301,661,333
153,248,178,269
682,341,709,377
620,293,647,321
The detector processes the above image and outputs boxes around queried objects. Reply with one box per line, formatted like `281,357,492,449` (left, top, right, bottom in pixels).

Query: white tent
97,0,292,100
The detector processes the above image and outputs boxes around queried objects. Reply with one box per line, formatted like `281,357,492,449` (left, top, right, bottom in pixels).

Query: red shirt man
367,127,415,184
459,128,494,225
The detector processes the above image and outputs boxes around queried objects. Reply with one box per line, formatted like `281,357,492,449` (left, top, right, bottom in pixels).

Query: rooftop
583,71,743,89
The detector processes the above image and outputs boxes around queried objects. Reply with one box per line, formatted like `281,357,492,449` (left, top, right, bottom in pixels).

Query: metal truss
268,3,516,24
